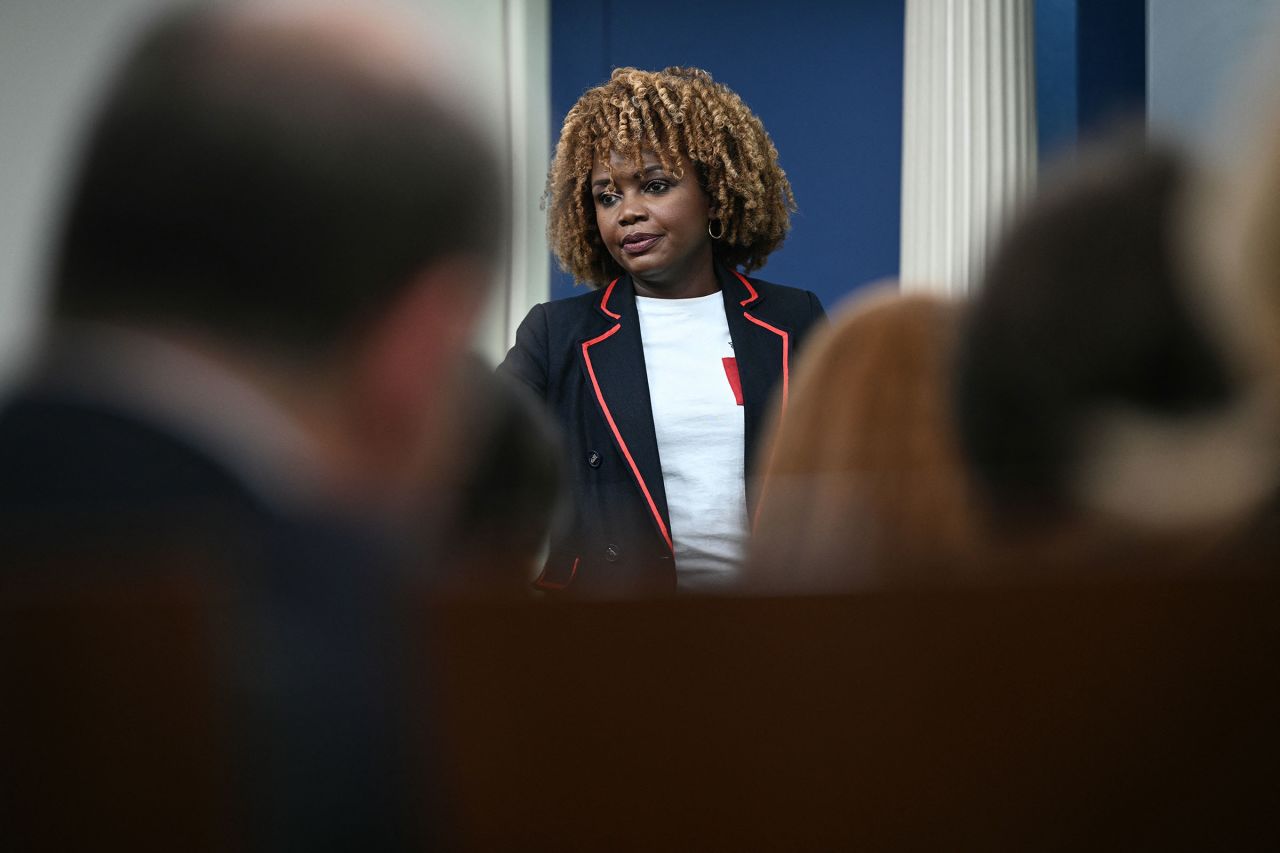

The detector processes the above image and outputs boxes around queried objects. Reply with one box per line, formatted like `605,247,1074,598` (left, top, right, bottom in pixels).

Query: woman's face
590,148,715,297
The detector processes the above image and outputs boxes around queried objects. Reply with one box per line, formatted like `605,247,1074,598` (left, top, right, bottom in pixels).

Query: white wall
1147,0,1280,157
0,0,162,383
0,0,548,383
413,0,549,364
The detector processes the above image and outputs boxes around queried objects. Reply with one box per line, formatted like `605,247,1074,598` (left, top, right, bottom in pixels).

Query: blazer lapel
578,276,674,553
720,265,793,481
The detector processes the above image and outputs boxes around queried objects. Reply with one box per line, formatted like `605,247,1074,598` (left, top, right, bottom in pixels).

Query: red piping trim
732,270,759,306
582,325,674,554
742,309,791,532
743,312,789,408
534,556,579,591
599,278,621,319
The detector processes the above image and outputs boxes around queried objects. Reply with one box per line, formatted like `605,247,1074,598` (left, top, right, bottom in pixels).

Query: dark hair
52,4,501,358
953,139,1237,517
437,358,565,595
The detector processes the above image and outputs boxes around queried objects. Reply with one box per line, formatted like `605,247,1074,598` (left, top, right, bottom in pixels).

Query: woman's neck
632,259,720,300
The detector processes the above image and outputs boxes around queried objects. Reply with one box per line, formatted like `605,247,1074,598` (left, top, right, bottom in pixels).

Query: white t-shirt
635,292,748,591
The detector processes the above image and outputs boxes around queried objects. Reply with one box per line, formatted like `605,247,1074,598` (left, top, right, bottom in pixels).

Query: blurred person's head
49,0,501,512
1193,46,1280,566
428,356,565,597
747,288,982,592
1209,43,1280,393
953,137,1278,558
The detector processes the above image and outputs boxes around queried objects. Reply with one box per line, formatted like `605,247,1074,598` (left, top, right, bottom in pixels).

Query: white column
0,0,551,375
498,0,551,357
900,0,1037,297
424,0,550,364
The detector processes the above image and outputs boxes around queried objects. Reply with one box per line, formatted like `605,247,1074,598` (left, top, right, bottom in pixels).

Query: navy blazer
0,386,426,848
499,264,826,595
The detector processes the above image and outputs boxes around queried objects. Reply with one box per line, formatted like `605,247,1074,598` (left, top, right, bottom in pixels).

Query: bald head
53,0,501,360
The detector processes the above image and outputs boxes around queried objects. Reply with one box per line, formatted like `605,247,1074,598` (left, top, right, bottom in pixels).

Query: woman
500,66,825,595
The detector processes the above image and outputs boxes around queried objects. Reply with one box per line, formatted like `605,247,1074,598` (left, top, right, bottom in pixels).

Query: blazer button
605,544,619,562
587,450,601,468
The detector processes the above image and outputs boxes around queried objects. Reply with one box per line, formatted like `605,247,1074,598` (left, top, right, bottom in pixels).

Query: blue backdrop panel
1035,0,1080,161
1035,0,1146,166
1076,0,1145,136
549,0,906,313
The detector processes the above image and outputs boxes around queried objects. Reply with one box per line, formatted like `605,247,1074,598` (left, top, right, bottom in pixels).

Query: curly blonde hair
547,66,797,287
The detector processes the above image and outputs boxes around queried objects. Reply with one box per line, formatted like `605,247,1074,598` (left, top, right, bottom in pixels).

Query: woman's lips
621,234,661,255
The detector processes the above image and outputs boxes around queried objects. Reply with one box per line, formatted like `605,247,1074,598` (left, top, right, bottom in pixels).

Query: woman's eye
596,192,619,207
644,180,670,193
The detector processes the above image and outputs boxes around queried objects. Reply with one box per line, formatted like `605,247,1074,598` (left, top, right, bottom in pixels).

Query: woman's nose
618,193,648,225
